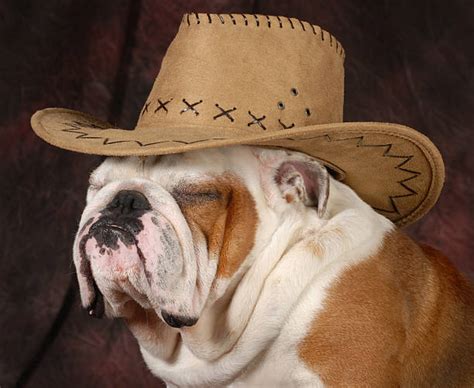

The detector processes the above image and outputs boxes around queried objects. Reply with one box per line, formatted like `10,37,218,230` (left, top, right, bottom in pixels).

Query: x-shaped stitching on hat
181,99,203,116
213,103,236,122
141,101,151,116
155,98,173,113
247,111,266,130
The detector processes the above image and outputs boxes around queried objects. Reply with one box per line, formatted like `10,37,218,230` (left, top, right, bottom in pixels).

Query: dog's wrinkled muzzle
74,187,200,327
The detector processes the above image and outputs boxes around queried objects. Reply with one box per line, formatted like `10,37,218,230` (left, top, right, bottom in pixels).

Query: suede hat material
30,12,445,227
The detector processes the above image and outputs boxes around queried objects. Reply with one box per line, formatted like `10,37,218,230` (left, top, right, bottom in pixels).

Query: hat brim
31,108,444,227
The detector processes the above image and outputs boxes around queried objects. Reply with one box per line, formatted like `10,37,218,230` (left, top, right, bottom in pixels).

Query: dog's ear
251,147,330,217
274,158,329,217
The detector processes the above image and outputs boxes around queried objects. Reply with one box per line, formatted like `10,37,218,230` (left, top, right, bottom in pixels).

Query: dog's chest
228,254,370,386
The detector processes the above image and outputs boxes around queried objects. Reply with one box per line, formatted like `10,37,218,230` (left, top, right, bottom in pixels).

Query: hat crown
31,12,445,227
136,13,345,133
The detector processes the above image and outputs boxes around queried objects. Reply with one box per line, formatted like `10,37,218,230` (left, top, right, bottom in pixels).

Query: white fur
75,146,393,387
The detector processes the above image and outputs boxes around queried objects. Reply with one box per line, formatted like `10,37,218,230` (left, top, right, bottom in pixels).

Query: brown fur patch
174,174,258,279
298,231,474,386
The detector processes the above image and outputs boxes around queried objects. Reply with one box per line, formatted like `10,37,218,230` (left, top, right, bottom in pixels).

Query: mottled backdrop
1,1,472,387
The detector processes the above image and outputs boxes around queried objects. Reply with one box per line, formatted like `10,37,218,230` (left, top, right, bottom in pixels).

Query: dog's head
73,146,330,328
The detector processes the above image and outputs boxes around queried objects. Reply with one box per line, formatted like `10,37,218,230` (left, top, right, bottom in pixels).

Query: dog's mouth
78,216,149,319
85,223,135,319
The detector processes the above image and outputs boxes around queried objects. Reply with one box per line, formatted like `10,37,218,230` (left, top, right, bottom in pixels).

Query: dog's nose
161,310,198,328
107,190,151,215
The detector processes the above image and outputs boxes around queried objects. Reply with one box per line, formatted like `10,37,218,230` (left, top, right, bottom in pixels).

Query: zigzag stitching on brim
61,125,228,147
286,134,421,215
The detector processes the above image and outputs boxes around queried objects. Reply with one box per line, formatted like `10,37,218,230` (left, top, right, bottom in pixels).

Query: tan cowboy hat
31,12,444,227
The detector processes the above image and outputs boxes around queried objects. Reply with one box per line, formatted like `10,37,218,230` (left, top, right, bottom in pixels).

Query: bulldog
73,145,474,387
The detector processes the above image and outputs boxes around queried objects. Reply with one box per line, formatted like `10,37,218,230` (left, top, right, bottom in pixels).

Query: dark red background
1,1,472,387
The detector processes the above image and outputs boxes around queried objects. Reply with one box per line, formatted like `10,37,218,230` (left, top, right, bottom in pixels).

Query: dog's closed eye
87,175,106,202
172,188,223,205
88,173,105,190
88,183,103,192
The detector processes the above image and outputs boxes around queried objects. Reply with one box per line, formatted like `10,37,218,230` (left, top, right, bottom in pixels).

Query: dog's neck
139,177,393,384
